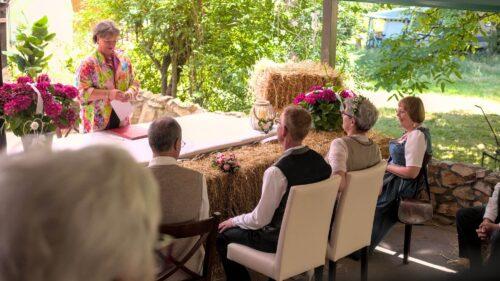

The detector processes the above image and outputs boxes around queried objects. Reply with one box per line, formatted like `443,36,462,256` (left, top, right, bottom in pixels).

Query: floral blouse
75,50,139,133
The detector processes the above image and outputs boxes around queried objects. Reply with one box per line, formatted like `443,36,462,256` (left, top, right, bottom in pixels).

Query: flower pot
21,132,55,152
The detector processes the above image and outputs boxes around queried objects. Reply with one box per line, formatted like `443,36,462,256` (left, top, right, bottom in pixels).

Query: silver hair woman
0,146,160,281
326,95,382,191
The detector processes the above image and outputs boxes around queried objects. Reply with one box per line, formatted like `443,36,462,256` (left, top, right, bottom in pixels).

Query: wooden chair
227,176,341,281
401,153,433,264
327,161,387,281
156,212,221,281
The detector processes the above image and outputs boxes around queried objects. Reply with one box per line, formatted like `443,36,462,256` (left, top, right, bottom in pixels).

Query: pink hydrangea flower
293,93,306,105
16,76,34,84
3,95,32,116
36,74,51,84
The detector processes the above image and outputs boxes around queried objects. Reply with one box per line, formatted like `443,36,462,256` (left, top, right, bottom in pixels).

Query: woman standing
371,96,432,249
76,20,139,133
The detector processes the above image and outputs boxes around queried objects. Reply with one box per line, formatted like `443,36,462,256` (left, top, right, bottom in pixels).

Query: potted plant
293,86,355,131
0,74,80,151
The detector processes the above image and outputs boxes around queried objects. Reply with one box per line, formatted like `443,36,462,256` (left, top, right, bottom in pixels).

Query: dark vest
260,146,332,245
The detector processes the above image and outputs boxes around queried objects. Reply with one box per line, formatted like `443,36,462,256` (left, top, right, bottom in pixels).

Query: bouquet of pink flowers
0,75,80,136
293,85,355,131
212,152,241,173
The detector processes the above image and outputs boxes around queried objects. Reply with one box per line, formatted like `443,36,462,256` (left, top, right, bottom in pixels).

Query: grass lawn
373,108,499,171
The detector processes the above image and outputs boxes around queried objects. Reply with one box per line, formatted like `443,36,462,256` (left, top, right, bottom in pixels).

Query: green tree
362,8,500,99
3,16,56,78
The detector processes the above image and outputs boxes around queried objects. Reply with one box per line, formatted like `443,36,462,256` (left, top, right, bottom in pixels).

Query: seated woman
0,146,160,281
326,95,382,192
370,96,432,250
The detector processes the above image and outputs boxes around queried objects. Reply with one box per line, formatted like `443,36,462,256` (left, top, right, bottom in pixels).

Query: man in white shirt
148,116,209,280
456,182,500,271
216,106,332,281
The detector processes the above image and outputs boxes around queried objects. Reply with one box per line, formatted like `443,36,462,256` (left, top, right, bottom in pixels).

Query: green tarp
347,0,500,12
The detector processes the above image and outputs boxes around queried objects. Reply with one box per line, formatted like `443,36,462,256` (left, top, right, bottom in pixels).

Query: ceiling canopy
346,0,500,13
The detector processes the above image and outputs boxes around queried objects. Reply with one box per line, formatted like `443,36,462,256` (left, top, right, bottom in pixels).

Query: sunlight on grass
373,108,499,170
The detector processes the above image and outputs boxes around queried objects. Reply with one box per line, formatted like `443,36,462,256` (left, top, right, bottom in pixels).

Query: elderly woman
370,96,432,250
326,95,382,192
0,146,160,281
76,20,139,133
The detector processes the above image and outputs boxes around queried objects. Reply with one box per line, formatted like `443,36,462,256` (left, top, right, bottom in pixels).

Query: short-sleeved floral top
75,50,139,133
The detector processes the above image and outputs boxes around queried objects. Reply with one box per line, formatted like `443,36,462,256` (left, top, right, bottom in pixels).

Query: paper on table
110,100,133,121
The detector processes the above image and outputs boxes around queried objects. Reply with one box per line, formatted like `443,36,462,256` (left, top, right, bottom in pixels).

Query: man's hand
476,221,500,241
218,218,235,233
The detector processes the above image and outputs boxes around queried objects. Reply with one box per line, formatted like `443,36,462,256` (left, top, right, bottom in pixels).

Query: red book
107,125,148,140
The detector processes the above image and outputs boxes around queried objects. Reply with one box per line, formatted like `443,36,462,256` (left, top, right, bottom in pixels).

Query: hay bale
180,130,391,219
249,59,343,111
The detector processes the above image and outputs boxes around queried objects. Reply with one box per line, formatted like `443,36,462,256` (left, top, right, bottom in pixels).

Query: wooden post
0,2,7,151
321,0,339,68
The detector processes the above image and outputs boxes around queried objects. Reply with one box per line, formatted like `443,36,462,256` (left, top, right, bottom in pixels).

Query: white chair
227,176,341,281
327,160,387,281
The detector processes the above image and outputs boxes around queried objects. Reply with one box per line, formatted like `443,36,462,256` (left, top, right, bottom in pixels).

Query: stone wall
130,90,205,124
429,160,500,224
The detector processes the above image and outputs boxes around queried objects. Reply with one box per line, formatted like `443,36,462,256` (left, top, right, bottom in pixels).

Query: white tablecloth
6,113,277,164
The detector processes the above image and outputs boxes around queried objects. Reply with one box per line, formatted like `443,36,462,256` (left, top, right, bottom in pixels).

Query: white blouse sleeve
404,130,427,167
326,138,348,173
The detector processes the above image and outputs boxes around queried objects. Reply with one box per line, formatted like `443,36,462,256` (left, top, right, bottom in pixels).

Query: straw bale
249,60,343,111
180,130,390,219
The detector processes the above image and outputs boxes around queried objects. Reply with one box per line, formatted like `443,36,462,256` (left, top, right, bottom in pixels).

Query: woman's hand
476,221,500,241
109,89,128,102
218,218,236,233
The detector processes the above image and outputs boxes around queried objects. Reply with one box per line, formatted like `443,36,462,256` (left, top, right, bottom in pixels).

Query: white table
5,113,277,164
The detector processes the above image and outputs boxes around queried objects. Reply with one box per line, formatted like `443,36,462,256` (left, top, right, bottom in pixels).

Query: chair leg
314,266,324,281
361,246,368,281
403,224,412,264
328,260,336,281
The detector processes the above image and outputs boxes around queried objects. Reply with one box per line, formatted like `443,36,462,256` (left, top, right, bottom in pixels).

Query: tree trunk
160,55,170,95
170,55,178,98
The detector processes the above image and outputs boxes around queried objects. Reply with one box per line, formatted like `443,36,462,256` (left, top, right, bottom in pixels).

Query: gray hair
148,116,182,153
92,20,120,43
0,146,160,281
345,97,379,132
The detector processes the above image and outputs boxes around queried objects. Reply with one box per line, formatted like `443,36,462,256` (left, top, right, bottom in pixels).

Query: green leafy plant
4,16,55,78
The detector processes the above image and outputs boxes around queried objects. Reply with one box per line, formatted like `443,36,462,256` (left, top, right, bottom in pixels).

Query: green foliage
362,9,500,100
3,16,56,78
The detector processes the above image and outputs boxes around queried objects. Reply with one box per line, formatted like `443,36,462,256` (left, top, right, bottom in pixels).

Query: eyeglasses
341,111,353,118
396,109,407,115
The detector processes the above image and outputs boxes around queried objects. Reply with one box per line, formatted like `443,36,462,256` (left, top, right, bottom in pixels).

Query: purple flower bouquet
0,75,80,137
293,86,355,131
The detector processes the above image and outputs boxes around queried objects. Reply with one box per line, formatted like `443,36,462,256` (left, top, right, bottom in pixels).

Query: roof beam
346,0,500,13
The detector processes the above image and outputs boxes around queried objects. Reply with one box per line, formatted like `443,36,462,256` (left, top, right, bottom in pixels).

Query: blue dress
370,127,432,250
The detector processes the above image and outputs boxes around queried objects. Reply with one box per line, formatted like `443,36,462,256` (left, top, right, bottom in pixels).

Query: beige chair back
327,160,387,262
274,176,341,280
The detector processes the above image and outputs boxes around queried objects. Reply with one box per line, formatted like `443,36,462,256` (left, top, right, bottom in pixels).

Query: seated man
456,182,500,271
148,116,209,280
216,105,332,281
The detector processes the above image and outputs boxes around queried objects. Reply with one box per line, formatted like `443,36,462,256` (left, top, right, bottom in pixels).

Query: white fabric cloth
148,156,209,220
484,182,500,224
326,135,370,173
232,146,306,230
400,128,427,168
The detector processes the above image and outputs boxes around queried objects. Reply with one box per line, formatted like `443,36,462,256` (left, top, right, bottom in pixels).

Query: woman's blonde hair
0,146,160,281
399,96,425,123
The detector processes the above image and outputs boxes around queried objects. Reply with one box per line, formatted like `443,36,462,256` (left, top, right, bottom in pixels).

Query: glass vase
250,99,275,133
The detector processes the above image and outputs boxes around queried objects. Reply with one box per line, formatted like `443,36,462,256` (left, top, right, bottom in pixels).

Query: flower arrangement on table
212,152,241,173
293,85,356,131
0,74,80,137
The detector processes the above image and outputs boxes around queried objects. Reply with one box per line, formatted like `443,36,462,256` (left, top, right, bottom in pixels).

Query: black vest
260,146,332,244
